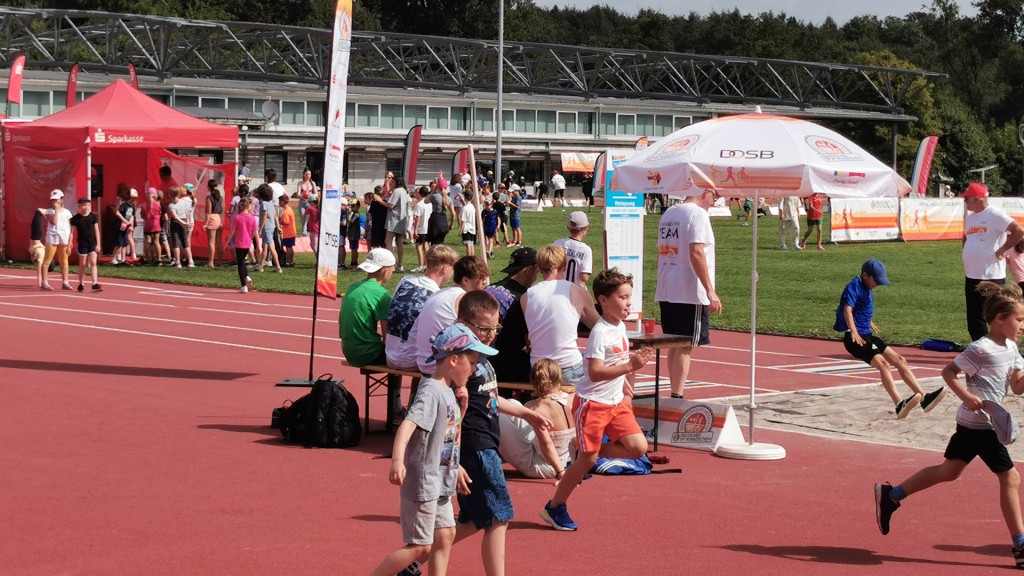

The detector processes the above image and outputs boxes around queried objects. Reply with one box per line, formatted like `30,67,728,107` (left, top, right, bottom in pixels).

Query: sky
533,0,978,26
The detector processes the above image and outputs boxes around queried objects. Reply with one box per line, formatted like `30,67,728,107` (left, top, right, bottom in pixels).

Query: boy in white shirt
553,211,593,286
459,190,477,256
539,268,653,531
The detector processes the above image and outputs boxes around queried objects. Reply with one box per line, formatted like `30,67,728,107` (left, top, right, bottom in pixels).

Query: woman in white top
296,168,318,236
521,244,600,386
499,359,577,480
42,189,74,291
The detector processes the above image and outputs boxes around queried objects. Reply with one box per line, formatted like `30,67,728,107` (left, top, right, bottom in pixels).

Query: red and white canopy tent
1,79,239,260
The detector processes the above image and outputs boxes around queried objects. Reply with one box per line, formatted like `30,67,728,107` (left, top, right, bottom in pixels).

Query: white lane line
186,305,337,323
0,302,339,342
137,289,333,311
0,313,345,361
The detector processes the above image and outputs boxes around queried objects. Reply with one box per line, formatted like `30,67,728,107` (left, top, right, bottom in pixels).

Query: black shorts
77,243,96,256
484,231,496,239
843,332,887,365
415,233,429,245
659,302,709,346
282,237,296,248
462,232,476,244
806,218,821,226
944,424,1014,473
168,221,190,248
116,230,130,247
553,189,565,199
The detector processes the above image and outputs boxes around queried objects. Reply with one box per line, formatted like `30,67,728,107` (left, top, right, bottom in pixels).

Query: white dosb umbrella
612,108,909,460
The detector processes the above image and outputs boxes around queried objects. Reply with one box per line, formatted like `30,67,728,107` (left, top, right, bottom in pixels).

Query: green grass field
4,206,971,346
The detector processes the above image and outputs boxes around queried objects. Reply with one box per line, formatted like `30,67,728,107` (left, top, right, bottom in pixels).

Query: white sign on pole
602,149,644,319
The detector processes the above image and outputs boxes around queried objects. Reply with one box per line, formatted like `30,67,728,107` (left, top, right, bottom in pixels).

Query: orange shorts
572,395,643,454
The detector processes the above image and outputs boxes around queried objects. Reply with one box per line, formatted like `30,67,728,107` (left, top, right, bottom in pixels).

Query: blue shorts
261,226,275,244
510,217,520,229
560,361,585,386
282,237,296,248
456,448,514,528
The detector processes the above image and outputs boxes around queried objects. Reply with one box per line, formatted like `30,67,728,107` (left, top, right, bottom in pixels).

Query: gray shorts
401,495,455,545
388,221,409,235
560,361,585,386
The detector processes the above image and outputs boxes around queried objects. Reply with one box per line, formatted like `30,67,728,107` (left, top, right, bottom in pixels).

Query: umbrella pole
715,189,786,461
749,189,758,445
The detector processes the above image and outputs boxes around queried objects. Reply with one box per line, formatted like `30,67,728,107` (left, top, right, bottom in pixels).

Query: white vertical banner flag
316,0,353,298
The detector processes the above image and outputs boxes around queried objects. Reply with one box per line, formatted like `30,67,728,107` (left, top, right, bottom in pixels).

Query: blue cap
862,259,889,285
426,323,499,363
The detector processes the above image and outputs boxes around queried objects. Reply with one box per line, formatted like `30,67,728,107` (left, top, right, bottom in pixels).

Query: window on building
404,105,426,129
636,114,655,137
281,101,305,125
21,91,50,117
306,101,324,127
557,112,576,134
515,109,536,133
428,106,449,130
674,116,693,131
475,107,494,132
502,109,515,132
52,91,68,112
228,98,254,112
599,110,616,137
150,94,170,105
381,104,403,129
265,151,287,180
617,114,636,136
200,97,227,109
174,95,199,108
537,110,556,133
345,102,356,127
357,103,380,128
577,112,594,135
451,106,468,131
655,115,673,137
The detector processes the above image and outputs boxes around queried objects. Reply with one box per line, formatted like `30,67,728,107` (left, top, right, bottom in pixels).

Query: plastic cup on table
643,318,656,335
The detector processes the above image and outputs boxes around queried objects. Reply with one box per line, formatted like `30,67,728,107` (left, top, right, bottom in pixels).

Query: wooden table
627,331,693,451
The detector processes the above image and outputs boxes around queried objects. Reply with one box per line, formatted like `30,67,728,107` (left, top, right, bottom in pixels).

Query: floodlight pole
495,0,504,185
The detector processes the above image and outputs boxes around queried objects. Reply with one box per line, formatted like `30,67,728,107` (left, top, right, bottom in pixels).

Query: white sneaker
238,286,248,293
187,261,196,268
245,276,253,290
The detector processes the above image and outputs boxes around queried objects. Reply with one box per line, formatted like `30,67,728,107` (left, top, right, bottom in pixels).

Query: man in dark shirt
485,247,538,383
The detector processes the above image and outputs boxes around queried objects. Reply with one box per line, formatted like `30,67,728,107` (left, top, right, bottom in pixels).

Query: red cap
960,182,988,199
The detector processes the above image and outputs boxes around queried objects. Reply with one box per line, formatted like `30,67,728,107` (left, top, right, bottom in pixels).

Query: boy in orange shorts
540,268,653,531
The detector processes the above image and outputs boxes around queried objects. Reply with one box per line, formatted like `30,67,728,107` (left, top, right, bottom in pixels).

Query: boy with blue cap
835,259,946,418
370,323,498,576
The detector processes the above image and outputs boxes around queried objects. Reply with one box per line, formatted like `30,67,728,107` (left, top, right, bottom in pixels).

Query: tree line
21,0,1024,194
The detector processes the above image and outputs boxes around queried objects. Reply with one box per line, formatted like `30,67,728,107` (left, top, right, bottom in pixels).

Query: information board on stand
603,149,644,320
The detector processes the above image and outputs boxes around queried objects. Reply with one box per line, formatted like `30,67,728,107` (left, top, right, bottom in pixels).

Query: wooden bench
497,382,576,394
342,361,420,434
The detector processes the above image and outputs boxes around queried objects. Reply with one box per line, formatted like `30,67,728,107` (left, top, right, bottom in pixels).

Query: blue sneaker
540,500,578,531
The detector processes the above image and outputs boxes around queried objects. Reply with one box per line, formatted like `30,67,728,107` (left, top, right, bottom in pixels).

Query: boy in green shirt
340,247,400,423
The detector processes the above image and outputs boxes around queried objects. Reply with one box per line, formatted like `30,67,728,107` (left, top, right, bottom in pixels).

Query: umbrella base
715,442,787,461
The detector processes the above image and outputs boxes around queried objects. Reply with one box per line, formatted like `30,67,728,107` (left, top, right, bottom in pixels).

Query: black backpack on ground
271,374,362,448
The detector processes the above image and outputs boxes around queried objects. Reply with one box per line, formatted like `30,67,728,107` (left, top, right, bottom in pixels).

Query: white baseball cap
358,248,397,273
568,211,589,229
50,189,64,200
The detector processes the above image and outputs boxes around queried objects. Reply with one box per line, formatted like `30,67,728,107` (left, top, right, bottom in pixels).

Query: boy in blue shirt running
835,259,946,418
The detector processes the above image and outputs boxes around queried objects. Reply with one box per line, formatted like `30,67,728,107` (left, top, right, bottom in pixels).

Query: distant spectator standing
225,197,257,293
205,180,225,267
30,207,46,288
296,167,319,236
449,172,465,221
278,194,297,267
69,197,102,292
553,211,593,286
142,188,163,265
801,193,825,251
412,186,433,272
459,189,477,257
581,175,594,210
167,186,196,268
306,196,320,256
237,161,252,185
961,182,1024,341
508,185,523,247
41,189,73,291
778,196,801,250
550,170,566,209
428,175,454,248
656,191,722,399
367,187,389,249
381,177,412,272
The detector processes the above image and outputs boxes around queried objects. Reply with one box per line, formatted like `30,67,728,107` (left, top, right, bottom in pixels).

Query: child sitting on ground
369,323,498,576
875,282,1024,570
540,268,653,531
834,259,946,418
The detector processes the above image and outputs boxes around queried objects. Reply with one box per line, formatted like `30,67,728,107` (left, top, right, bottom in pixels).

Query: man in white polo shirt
962,182,1024,341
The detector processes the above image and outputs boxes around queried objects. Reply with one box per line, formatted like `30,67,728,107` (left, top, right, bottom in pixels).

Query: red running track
5,270,1011,576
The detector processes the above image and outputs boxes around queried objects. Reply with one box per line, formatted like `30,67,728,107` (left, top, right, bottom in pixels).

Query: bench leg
364,373,371,434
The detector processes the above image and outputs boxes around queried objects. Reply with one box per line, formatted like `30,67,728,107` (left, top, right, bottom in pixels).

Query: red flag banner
402,125,423,185
452,147,469,178
128,63,138,89
66,63,79,109
8,54,26,105
908,135,938,197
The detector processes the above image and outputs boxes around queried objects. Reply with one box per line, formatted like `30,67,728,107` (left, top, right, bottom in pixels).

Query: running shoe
238,286,248,294
40,283,52,291
396,561,422,576
77,283,84,292
61,282,73,291
921,387,947,413
540,501,578,531
91,284,103,292
895,394,921,419
874,483,900,536
1013,545,1024,569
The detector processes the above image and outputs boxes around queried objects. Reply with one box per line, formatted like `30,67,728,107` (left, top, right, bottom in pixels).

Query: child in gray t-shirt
370,323,498,576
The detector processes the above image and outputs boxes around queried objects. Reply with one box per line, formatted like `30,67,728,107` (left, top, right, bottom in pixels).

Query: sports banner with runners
829,197,899,243
990,197,1024,228
899,197,963,241
316,0,353,299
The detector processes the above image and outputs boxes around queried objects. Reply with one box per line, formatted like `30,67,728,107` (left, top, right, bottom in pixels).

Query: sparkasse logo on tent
94,129,106,143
